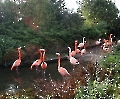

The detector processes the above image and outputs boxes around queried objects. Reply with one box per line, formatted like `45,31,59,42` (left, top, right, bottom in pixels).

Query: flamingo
108,34,113,46
71,40,81,56
81,43,86,55
78,37,85,48
68,47,79,71
95,38,101,45
30,49,42,72
11,47,22,74
102,43,109,52
75,40,81,54
40,49,47,79
56,53,70,78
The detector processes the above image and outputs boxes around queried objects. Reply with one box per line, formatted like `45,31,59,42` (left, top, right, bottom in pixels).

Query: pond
0,60,73,94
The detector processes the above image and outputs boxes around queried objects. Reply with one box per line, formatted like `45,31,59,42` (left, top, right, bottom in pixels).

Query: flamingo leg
16,66,20,74
72,65,75,71
43,70,46,79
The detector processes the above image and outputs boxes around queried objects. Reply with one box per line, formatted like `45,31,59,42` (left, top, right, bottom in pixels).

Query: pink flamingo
30,49,42,71
71,40,81,56
56,53,70,78
81,43,86,55
78,37,85,48
95,38,101,45
11,47,22,74
40,49,47,79
68,47,79,71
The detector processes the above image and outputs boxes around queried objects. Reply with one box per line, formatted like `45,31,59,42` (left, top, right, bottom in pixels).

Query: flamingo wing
58,67,70,76
78,43,84,48
11,59,21,70
70,57,79,65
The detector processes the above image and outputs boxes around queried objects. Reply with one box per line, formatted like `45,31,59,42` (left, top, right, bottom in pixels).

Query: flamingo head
56,52,60,56
17,47,21,50
75,40,78,43
99,38,101,41
68,47,71,52
40,49,45,52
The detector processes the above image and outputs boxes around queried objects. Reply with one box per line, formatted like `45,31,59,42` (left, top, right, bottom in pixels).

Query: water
0,60,73,94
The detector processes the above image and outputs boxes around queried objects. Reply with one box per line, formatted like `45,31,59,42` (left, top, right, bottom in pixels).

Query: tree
78,0,119,28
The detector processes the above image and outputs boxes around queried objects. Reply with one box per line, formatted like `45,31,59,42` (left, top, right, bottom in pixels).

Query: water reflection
0,60,72,94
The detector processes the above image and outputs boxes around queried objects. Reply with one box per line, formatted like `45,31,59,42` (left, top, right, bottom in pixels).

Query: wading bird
71,40,81,56
108,34,113,46
78,37,86,48
30,49,42,72
68,47,79,71
56,52,70,78
102,43,109,52
11,47,22,74
81,43,86,55
95,38,101,45
40,49,47,79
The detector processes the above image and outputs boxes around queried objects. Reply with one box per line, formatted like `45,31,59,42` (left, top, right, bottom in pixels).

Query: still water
0,60,73,94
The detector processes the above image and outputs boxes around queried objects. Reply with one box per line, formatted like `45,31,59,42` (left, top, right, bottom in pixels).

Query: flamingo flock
10,34,119,78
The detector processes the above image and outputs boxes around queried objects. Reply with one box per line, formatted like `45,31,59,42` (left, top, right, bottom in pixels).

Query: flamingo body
69,57,79,65
95,39,101,45
117,40,120,44
11,59,21,70
81,49,86,55
41,62,47,70
58,67,70,76
31,59,41,69
31,49,42,70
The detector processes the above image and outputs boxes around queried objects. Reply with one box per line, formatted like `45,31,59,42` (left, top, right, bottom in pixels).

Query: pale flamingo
81,43,86,55
108,34,113,46
102,43,109,52
40,49,47,79
68,47,79,71
78,37,85,48
30,49,42,71
11,47,22,73
56,53,70,78
95,38,101,45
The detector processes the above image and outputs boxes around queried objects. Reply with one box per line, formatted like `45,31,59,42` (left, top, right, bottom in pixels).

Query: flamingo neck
42,52,45,62
75,42,77,51
39,51,42,60
18,49,21,60
58,55,60,68
83,37,85,43
109,34,112,42
68,47,72,58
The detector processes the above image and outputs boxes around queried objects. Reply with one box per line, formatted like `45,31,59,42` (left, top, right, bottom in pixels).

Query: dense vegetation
0,0,120,67
75,44,120,99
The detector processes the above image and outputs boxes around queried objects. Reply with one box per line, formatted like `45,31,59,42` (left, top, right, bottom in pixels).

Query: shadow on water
0,60,73,94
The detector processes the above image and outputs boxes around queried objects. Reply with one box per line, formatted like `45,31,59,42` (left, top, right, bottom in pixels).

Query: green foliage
80,21,108,39
75,45,120,98
75,78,116,99
79,0,118,29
